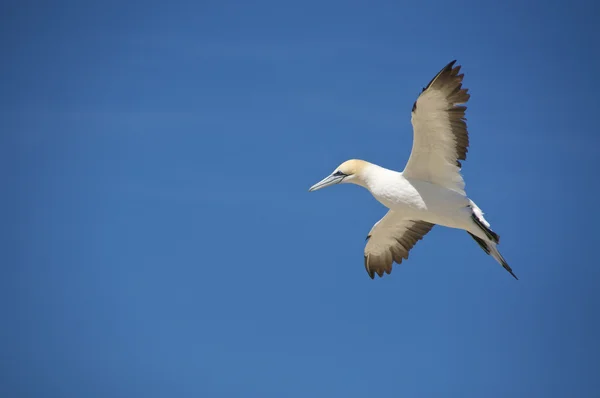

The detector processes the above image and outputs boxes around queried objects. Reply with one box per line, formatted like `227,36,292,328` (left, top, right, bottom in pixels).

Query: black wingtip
439,60,457,75
364,255,375,279
420,60,460,94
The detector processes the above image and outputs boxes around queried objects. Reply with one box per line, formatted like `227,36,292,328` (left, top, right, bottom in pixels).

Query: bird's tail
467,231,517,280
488,241,518,280
467,200,518,280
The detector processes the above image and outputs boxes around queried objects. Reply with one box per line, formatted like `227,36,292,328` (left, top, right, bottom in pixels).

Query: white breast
362,166,470,227
363,168,426,212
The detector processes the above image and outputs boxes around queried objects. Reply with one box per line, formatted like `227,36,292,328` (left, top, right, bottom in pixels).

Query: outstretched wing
403,60,470,194
364,210,435,279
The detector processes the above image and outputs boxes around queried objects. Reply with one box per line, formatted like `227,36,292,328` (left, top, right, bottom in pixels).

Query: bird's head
308,159,369,192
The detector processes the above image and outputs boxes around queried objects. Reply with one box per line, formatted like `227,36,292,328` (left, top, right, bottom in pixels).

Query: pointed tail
488,242,518,280
467,232,518,280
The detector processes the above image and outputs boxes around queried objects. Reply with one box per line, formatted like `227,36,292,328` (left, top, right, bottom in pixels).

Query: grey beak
309,174,344,192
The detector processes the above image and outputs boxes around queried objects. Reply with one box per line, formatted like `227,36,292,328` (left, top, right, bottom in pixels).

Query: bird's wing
402,60,470,194
364,210,435,279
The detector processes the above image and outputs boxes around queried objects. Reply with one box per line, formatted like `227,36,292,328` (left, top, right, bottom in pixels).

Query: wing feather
403,60,471,194
364,210,435,279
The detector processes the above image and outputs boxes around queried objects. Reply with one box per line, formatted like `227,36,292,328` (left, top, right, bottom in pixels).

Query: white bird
309,60,517,280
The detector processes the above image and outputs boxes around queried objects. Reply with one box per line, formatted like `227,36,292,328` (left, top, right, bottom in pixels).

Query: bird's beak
308,174,344,192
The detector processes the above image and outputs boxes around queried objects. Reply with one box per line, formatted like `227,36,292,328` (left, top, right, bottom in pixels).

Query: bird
308,60,517,280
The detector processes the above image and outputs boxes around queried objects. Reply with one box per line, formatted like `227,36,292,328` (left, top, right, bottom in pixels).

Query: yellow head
308,159,370,192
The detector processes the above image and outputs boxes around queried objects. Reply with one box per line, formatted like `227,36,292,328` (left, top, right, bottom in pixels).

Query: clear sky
2,0,600,397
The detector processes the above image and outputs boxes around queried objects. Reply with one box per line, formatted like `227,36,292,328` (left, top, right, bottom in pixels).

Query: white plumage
309,60,516,280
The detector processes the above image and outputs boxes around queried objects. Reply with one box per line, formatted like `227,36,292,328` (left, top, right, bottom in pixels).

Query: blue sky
2,0,599,397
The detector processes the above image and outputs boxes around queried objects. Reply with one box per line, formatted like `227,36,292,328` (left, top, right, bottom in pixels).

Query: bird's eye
333,171,346,177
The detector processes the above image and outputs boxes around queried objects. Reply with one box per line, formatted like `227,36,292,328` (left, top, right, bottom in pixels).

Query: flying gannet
309,60,517,280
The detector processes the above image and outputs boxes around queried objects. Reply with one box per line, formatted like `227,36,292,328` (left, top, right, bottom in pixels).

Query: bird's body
309,60,517,280
359,163,469,227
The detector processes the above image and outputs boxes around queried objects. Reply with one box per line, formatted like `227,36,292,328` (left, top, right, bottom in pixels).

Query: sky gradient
2,1,600,397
